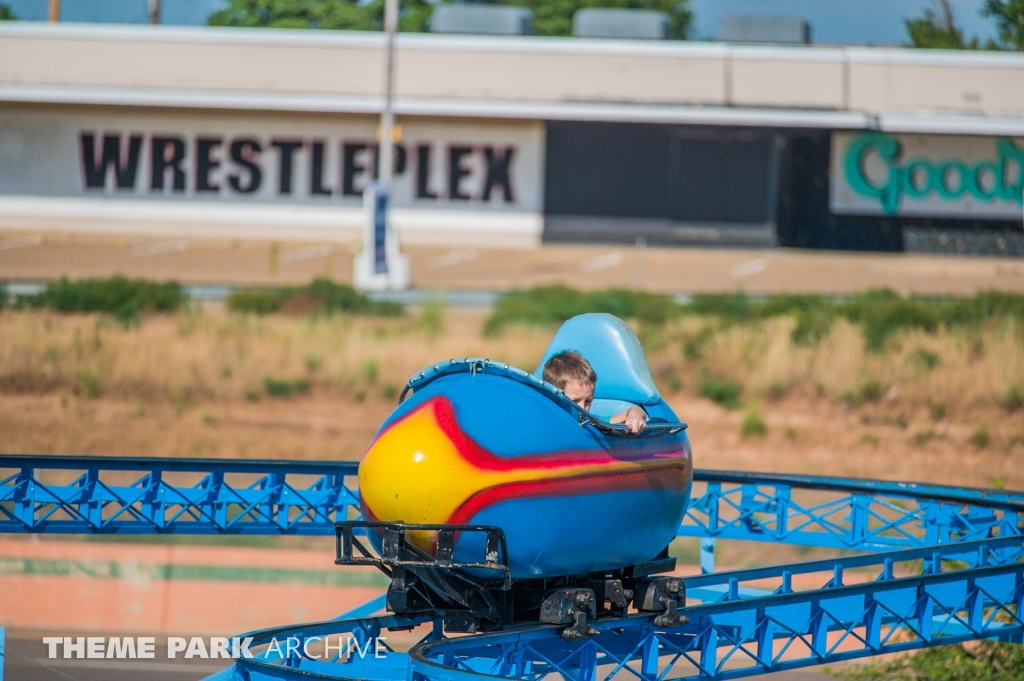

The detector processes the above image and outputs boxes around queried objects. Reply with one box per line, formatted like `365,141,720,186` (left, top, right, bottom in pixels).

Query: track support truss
2,456,1023,681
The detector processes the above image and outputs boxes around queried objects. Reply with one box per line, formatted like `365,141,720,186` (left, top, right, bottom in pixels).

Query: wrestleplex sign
830,132,1024,219
0,108,543,214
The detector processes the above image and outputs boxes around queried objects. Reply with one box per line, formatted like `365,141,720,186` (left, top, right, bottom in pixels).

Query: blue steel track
1,455,1022,680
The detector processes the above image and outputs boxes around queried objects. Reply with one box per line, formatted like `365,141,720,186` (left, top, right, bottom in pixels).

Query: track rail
0,456,359,534
2,455,1023,680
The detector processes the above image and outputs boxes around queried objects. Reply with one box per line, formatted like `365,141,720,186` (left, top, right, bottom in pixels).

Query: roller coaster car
336,314,693,639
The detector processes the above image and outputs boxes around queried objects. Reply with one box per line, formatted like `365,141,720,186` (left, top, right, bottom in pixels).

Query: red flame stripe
448,467,689,525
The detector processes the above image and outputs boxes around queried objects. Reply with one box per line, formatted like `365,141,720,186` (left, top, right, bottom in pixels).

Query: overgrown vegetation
830,639,1024,680
483,285,679,337
486,286,1024,354
2,283,1023,457
10,276,404,324
263,376,311,398
0,3,16,20
699,375,742,410
739,408,767,437
18,276,185,326
225,278,404,317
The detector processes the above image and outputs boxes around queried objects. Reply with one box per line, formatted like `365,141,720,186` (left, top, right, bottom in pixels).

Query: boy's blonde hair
542,350,597,390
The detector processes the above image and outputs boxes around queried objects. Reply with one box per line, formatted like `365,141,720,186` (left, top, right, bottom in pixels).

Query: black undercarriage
335,521,687,640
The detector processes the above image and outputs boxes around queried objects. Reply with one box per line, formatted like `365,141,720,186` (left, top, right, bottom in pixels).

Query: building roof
2,23,1023,134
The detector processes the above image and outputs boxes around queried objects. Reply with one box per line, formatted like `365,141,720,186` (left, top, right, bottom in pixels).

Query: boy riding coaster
542,350,648,434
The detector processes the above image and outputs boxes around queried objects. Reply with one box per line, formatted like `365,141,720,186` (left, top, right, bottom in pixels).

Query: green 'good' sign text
844,133,1024,215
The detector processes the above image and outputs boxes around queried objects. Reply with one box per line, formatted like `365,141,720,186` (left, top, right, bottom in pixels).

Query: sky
3,0,1003,46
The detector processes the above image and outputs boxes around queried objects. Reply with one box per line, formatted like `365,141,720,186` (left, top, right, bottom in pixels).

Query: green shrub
419,300,446,338
1005,385,1024,412
739,408,767,437
263,376,310,398
78,367,102,399
913,429,936,446
307,277,364,312
484,285,679,336
970,426,990,449
370,300,405,317
381,383,399,401
790,310,834,345
489,286,1024,351
841,289,939,352
908,347,941,371
686,292,751,322
859,378,883,402
885,414,908,430
308,278,403,316
226,289,283,314
699,376,741,409
740,294,835,344
23,275,185,315
226,279,404,317
112,301,141,328
362,359,379,384
173,383,190,415
842,378,883,407
934,289,1024,328
753,293,832,319
681,327,715,361
263,376,292,398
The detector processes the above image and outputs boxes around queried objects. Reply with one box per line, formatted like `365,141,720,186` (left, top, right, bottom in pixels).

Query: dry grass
1,307,1023,488
666,316,1024,412
3,309,1022,411
2,305,1022,422
0,308,551,405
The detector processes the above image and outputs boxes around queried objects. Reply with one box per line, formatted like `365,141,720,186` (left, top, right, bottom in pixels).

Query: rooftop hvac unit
573,9,670,40
719,15,811,44
430,5,532,36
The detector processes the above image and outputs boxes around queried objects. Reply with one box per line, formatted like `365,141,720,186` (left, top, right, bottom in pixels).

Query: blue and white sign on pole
373,184,389,275
354,181,409,290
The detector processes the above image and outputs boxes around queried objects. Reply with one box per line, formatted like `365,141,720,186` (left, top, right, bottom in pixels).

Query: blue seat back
533,313,660,405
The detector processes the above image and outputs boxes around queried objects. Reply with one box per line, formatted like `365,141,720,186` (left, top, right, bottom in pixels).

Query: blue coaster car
339,313,693,633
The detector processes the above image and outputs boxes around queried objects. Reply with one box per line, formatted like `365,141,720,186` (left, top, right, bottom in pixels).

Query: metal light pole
354,0,409,291
48,0,60,22
148,0,161,25
378,0,399,183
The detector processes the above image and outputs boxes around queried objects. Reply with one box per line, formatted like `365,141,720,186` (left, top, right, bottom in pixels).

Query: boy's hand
623,406,647,434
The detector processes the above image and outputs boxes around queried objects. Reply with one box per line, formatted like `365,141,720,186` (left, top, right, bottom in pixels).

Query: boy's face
564,380,595,412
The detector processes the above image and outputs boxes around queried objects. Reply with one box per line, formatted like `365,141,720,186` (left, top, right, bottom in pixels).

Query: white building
1,23,1022,253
